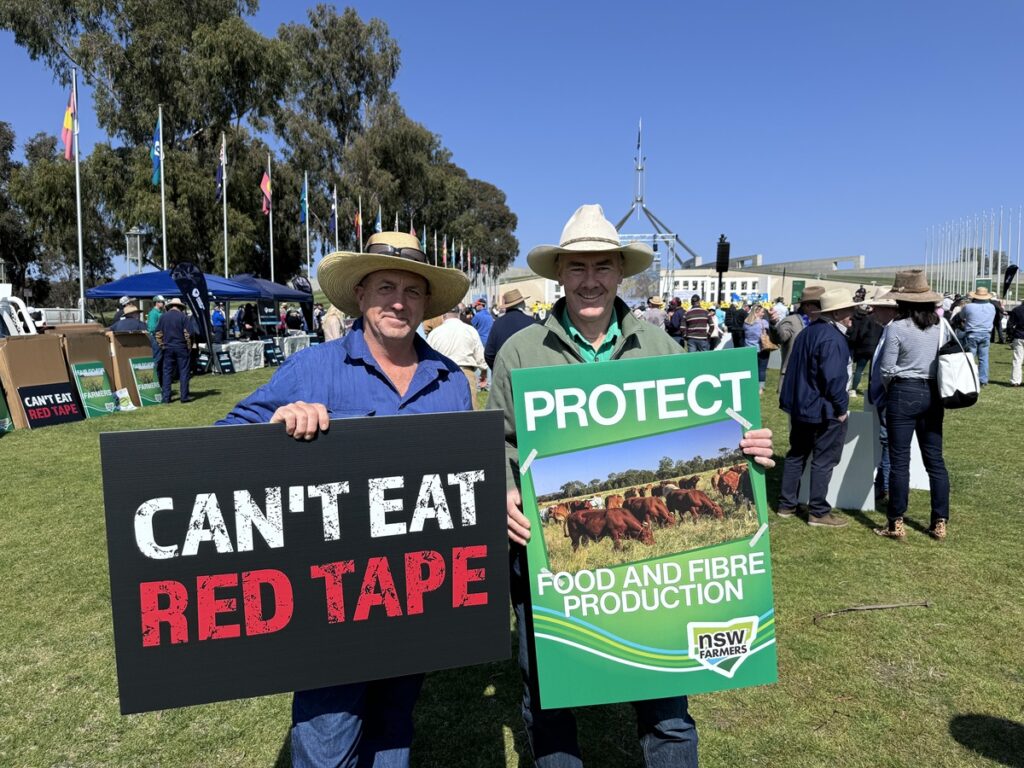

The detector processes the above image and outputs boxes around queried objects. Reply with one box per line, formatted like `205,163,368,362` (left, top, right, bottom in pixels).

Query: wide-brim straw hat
527,204,653,280
968,285,993,300
798,285,826,306
317,232,470,318
122,304,140,315
880,269,942,304
649,296,665,307
500,288,529,309
866,287,897,308
165,297,186,309
818,288,858,313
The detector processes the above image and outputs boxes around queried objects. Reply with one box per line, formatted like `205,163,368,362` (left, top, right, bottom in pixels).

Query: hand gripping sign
101,411,509,714
511,348,778,709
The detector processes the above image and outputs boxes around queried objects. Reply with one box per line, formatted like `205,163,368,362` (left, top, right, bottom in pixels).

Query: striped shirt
878,318,943,382
684,307,711,339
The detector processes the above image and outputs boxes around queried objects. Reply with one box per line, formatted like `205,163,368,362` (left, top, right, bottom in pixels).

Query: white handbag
936,318,980,409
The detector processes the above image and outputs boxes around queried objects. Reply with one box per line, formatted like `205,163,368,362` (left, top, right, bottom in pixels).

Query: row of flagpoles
923,206,1022,301
60,71,503,313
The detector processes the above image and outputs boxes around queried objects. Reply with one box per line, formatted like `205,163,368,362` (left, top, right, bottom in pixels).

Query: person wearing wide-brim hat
109,303,148,333
873,268,951,540
216,230,474,766
484,288,536,369
487,204,776,766
957,284,997,385
777,287,859,528
861,287,902,509
642,294,668,329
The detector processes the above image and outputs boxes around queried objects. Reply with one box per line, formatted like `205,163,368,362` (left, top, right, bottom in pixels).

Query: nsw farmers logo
687,616,759,678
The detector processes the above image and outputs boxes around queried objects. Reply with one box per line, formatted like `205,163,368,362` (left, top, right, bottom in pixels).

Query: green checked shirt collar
558,306,622,363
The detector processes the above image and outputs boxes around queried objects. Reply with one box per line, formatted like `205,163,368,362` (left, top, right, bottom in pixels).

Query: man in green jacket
487,204,775,767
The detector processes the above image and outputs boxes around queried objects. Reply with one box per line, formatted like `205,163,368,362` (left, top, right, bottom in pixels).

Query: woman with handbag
875,270,950,540
744,304,772,395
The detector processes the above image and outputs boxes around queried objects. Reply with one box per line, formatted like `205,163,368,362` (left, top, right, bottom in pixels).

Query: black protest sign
100,411,509,714
19,382,84,428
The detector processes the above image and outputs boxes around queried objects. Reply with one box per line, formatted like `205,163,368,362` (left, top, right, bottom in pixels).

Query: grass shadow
949,714,1024,767
274,731,291,768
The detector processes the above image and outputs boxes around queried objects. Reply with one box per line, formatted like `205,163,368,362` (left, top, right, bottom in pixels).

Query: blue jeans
874,409,890,499
160,346,190,403
150,336,163,386
886,379,949,524
851,357,870,392
686,339,710,353
510,548,698,767
778,417,848,518
756,349,771,385
291,676,425,768
963,332,990,383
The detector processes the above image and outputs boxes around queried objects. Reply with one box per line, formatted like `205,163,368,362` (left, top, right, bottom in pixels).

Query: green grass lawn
2,348,1023,767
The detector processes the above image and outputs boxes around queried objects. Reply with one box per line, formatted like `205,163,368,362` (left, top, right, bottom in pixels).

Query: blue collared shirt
216,318,472,425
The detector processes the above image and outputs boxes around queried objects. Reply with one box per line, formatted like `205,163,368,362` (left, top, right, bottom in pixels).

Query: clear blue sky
531,419,742,496
3,0,1023,276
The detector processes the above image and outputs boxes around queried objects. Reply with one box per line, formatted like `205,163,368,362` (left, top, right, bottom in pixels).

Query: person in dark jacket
846,304,883,394
109,304,148,333
1007,301,1024,385
777,288,857,527
484,288,536,369
725,302,747,349
155,298,192,403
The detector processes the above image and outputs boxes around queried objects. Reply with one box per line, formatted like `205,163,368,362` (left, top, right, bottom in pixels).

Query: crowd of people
112,200,1008,767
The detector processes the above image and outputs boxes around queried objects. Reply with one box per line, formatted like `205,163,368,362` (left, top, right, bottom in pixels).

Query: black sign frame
101,410,509,714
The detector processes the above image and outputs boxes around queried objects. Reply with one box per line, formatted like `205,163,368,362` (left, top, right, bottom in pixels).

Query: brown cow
545,504,569,526
623,496,676,528
665,489,725,524
566,508,654,551
715,468,753,506
650,482,678,498
677,475,701,490
623,487,639,499
605,494,625,509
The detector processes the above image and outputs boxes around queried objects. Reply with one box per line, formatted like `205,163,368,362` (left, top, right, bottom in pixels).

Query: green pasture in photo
1,347,1022,767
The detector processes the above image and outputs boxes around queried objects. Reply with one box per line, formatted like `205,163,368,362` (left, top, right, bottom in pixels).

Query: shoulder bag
936,318,979,409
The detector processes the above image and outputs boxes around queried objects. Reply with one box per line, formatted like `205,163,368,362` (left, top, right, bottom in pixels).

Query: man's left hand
740,428,775,469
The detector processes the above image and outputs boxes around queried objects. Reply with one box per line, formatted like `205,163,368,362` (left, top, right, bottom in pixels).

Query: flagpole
333,185,339,252
158,103,168,269
304,171,311,278
221,132,228,277
72,69,86,323
358,196,364,252
268,153,275,283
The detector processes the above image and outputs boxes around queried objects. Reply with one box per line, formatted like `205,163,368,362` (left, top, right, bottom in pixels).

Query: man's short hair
691,294,701,304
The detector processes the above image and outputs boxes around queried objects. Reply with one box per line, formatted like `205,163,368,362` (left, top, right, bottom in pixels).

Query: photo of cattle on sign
530,421,759,573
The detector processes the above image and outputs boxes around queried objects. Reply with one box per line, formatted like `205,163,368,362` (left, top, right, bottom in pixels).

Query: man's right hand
507,488,531,546
270,401,330,440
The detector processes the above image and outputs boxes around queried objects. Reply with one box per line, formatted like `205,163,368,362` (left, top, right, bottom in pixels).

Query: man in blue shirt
210,302,227,343
218,231,470,768
960,286,997,385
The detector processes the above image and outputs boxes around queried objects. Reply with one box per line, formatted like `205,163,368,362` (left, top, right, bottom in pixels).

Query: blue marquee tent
229,274,313,303
85,270,261,300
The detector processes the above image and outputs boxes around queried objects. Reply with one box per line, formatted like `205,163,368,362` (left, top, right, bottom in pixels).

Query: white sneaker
848,390,858,397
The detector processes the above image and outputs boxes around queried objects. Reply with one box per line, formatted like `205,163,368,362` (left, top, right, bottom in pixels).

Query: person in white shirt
427,308,487,408
772,297,789,320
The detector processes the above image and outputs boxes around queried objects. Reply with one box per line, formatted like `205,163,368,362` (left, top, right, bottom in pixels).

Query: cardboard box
0,334,82,429
61,331,116,387
106,331,156,406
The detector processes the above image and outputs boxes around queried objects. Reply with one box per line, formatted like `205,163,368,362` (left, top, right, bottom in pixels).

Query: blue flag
300,183,308,224
150,117,161,186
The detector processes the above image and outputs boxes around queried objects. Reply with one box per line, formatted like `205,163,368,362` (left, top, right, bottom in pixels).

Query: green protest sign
71,361,117,418
511,347,778,709
0,386,13,433
129,357,162,406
